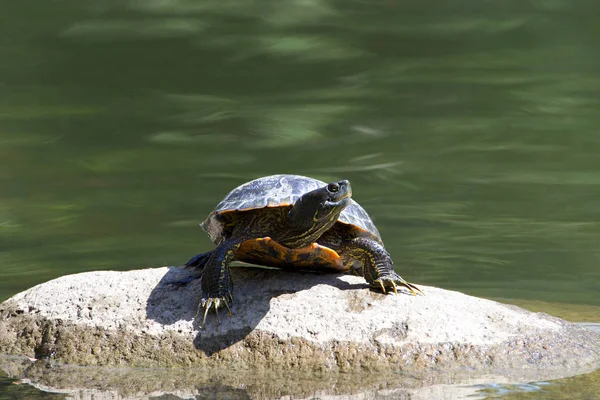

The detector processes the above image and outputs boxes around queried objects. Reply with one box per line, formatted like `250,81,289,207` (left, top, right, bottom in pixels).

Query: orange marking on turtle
236,237,348,272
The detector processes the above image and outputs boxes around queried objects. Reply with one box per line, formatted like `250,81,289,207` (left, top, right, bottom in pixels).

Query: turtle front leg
196,239,242,327
341,237,423,296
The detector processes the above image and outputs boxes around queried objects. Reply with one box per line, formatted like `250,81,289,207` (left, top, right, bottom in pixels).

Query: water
1,0,599,398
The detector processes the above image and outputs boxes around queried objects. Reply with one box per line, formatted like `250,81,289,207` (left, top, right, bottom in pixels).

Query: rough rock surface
0,266,599,378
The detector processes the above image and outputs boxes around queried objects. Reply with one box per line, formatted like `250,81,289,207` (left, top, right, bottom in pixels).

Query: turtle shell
201,174,381,245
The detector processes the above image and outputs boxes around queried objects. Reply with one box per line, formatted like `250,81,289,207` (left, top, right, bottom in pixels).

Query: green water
1,0,599,398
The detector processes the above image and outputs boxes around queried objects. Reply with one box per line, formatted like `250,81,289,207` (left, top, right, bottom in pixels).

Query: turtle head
287,180,352,233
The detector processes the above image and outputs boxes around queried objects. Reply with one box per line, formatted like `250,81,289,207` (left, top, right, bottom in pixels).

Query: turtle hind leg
341,237,423,296
160,252,211,287
184,251,213,270
197,238,243,327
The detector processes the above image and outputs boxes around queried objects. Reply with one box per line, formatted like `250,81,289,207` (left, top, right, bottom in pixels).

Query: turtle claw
374,273,424,296
378,280,387,294
195,296,233,327
390,280,398,295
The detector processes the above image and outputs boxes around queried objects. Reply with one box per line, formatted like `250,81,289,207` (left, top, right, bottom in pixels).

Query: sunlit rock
0,266,599,379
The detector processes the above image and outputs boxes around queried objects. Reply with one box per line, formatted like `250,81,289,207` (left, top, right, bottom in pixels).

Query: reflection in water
478,366,600,399
1,0,600,398
4,354,599,400
61,19,207,40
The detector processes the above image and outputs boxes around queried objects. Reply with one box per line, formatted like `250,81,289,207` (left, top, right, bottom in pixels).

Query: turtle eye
327,183,339,193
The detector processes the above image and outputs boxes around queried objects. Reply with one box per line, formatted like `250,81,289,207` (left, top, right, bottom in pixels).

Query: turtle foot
373,272,424,296
195,293,234,327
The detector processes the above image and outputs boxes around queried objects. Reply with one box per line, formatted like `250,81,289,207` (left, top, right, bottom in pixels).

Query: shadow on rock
146,264,367,356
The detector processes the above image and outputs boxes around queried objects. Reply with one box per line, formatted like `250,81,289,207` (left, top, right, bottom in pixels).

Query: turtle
184,174,422,326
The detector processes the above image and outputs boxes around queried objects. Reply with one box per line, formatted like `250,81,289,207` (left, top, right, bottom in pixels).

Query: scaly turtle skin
185,174,422,326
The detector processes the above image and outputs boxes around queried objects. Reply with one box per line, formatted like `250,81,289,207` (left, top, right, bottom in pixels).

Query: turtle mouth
333,189,352,201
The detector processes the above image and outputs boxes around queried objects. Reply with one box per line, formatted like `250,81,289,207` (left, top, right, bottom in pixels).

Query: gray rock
580,322,600,334
0,266,599,381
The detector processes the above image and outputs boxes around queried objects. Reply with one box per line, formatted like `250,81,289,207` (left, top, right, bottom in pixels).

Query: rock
0,266,599,381
580,322,600,335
